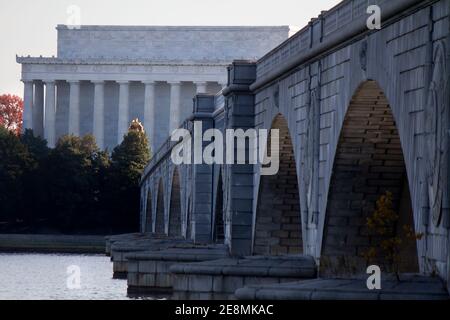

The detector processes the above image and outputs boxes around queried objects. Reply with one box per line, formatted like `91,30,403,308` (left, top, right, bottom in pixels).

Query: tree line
0,123,150,235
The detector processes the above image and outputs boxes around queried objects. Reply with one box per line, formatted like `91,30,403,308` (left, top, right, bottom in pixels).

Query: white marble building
17,25,293,150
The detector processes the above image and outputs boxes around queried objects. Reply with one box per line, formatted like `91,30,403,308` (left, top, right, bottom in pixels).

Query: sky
0,0,341,97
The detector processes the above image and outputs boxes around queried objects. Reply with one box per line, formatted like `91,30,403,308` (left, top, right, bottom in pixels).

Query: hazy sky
0,0,341,96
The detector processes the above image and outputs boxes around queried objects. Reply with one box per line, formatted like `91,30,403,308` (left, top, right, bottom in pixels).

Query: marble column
93,81,105,149
22,80,33,132
143,81,156,151
169,81,181,133
117,81,130,144
195,81,207,94
33,81,44,137
44,81,56,147
68,80,80,136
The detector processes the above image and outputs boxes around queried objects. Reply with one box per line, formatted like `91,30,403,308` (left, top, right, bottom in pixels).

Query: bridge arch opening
168,168,182,237
321,80,419,276
253,114,303,255
213,171,225,243
145,190,152,233
155,180,165,235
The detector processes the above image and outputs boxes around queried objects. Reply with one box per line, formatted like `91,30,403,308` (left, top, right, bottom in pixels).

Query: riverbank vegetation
0,123,150,235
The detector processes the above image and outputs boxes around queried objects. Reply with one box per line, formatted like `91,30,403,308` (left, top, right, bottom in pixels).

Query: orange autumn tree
362,191,423,281
0,94,24,135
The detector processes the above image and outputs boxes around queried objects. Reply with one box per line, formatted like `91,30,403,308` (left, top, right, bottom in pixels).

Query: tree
0,94,23,134
41,134,109,232
0,118,151,234
20,129,49,161
111,120,150,184
19,129,50,227
107,119,151,231
362,191,423,281
0,126,35,225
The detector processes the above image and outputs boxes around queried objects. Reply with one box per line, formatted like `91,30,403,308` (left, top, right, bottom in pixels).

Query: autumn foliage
0,94,24,134
362,191,423,280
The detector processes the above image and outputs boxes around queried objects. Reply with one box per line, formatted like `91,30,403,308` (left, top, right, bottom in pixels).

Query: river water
0,253,135,300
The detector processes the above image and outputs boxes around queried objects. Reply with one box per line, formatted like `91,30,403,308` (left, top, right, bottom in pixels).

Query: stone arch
168,168,182,237
321,80,419,276
155,179,165,235
145,189,153,233
253,114,303,255
213,170,225,243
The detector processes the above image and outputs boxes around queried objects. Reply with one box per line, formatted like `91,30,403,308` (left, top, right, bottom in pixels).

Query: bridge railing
254,0,417,88
140,90,226,185
214,92,225,111
140,118,192,184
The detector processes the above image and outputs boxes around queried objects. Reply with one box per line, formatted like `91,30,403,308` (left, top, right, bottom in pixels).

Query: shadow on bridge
321,80,419,277
254,114,303,256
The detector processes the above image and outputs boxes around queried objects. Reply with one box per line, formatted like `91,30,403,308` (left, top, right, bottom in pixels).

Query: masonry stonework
155,181,165,234
168,169,182,237
139,0,450,291
321,81,417,275
254,115,302,256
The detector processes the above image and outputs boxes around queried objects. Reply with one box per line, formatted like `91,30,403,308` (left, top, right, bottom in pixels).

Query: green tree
0,120,150,234
107,120,150,232
41,134,109,232
20,129,49,161
19,129,50,228
0,127,35,225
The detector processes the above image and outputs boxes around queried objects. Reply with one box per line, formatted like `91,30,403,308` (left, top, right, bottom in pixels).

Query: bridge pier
111,236,186,279
126,244,229,295
222,61,258,257
190,95,217,243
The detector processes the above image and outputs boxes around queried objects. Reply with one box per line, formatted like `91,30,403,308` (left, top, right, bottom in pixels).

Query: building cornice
56,25,291,32
18,58,229,83
16,56,230,67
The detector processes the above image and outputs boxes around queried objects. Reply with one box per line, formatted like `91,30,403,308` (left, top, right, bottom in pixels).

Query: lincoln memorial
17,25,293,150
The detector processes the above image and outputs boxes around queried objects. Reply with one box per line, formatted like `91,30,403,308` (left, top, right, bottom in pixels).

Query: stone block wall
138,0,450,286
191,95,216,243
140,93,226,243
155,181,165,234
223,61,258,256
253,115,302,255
168,169,182,237
320,81,417,275
57,26,292,61
248,0,449,281
145,190,153,232
213,171,225,243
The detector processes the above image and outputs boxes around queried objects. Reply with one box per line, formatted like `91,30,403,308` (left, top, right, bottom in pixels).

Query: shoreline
0,234,106,254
